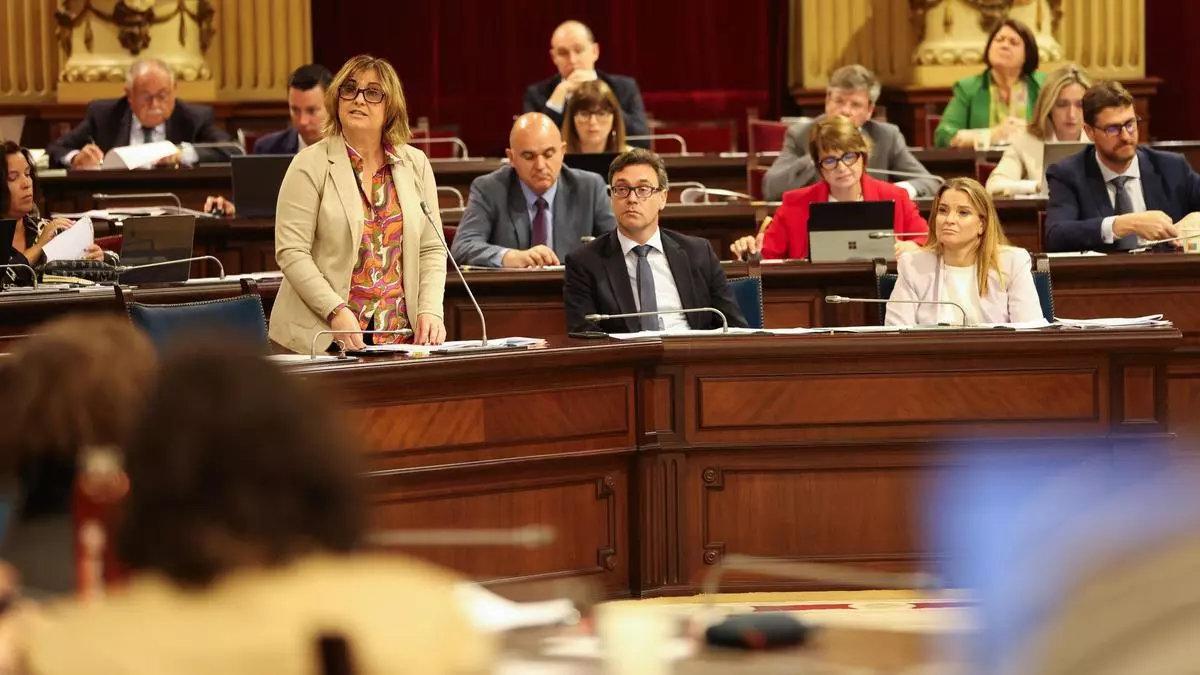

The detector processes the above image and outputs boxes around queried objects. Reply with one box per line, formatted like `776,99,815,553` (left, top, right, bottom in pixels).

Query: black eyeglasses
338,82,386,104
818,151,863,171
1092,116,1141,137
609,185,664,199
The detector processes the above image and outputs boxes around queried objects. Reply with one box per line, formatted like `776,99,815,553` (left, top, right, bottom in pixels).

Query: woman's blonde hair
323,54,411,147
562,80,627,153
924,177,1011,295
807,114,873,165
1028,63,1092,140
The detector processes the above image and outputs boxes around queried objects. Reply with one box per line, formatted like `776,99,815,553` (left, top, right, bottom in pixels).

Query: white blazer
885,246,1043,326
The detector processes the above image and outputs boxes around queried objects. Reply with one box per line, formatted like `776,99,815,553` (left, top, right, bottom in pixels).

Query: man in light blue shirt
450,113,615,268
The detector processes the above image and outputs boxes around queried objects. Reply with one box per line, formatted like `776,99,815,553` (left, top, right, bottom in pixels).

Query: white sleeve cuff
180,143,199,167
1101,216,1117,244
897,181,917,199
63,149,80,166
545,99,564,114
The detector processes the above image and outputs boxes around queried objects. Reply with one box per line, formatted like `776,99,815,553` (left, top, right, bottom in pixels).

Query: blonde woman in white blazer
269,55,447,354
986,64,1092,197
887,177,1042,326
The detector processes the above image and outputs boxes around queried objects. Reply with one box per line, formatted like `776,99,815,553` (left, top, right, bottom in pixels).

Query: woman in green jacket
935,18,1045,149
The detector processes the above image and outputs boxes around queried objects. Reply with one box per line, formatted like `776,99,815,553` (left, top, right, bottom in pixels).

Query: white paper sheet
1054,314,1170,328
101,141,178,170
41,216,94,261
454,583,579,633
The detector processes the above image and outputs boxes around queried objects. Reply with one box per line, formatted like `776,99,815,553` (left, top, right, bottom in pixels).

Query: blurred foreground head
117,340,365,586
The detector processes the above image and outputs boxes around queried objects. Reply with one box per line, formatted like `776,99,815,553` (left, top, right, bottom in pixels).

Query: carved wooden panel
1121,365,1158,424
449,301,566,341
369,466,628,591
697,369,1099,428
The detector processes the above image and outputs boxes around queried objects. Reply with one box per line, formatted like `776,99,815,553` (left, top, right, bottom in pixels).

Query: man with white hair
48,58,231,169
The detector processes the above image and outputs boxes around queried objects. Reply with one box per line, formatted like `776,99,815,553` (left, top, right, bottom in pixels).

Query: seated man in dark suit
763,64,938,202
47,58,231,169
253,64,332,155
1045,80,1198,252
564,148,748,334
523,20,649,141
451,112,616,268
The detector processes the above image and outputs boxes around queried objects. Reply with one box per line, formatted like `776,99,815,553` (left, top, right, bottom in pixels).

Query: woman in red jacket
759,115,928,260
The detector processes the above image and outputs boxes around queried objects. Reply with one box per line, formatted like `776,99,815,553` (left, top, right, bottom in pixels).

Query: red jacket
762,174,929,260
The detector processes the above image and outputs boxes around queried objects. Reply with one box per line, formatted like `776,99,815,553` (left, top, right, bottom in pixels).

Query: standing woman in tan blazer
269,55,447,353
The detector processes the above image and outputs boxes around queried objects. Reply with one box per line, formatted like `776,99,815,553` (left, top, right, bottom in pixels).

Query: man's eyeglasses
1092,116,1141,137
338,82,386,104
609,185,664,200
818,151,863,171
135,90,172,106
575,109,614,121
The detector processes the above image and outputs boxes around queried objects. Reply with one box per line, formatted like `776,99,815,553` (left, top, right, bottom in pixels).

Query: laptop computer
807,201,896,262
563,152,618,181
1042,141,1091,175
231,155,293,218
118,215,196,285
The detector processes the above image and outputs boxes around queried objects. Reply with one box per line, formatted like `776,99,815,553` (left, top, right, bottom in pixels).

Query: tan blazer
986,130,1046,196
25,554,495,674
268,134,447,354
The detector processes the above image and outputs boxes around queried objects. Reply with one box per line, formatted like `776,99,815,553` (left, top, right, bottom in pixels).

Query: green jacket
934,70,1046,148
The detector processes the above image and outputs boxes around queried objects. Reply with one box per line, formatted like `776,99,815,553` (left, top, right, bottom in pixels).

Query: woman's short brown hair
807,114,872,165
0,315,156,471
985,18,1039,76
562,80,627,153
117,342,365,587
323,54,412,148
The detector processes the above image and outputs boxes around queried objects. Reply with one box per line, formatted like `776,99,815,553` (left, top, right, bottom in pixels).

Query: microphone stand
117,255,225,280
825,294,968,327
585,307,730,333
93,191,182,209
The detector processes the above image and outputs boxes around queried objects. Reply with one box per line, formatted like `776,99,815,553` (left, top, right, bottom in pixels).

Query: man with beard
563,148,746,334
451,112,615,268
1044,81,1200,252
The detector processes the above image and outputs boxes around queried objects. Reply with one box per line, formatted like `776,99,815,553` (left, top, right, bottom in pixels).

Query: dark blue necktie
1110,175,1139,250
632,244,660,331
531,197,548,247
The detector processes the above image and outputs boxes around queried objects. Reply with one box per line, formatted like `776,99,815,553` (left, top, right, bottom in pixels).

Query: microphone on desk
868,230,930,239
309,329,414,359
189,141,248,158
0,263,39,289
366,524,555,549
825,294,968,327
585,307,729,333
93,191,182,209
117,255,225,279
865,167,946,185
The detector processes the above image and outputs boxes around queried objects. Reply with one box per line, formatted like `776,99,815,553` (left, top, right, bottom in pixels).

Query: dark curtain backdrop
311,0,786,156
1146,0,1200,141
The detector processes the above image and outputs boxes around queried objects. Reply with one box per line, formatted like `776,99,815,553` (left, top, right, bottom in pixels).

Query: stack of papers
42,216,94,261
606,327,765,340
351,336,546,355
1054,314,1171,328
101,141,178,170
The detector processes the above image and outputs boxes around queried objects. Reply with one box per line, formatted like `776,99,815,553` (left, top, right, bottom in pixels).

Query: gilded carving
55,0,216,58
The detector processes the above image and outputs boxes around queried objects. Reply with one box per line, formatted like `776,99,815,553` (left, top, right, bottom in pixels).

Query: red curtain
1146,0,1200,141
312,0,785,156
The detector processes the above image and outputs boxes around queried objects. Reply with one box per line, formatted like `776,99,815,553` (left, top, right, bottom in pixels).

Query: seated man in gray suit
451,112,616,268
762,64,938,202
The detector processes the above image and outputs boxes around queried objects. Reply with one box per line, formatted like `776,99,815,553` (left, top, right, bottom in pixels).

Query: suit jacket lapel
115,108,133,149
507,176,530,249
327,135,364,245
602,235,640,332
661,233,701,328
1138,149,1169,211
1083,148,1115,218
551,173,570,254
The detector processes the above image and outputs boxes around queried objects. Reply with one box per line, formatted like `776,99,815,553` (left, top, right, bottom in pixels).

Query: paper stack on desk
101,141,178,170
1054,314,1170,328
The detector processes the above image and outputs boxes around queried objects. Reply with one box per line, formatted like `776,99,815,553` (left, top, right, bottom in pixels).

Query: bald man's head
550,20,599,79
506,113,566,195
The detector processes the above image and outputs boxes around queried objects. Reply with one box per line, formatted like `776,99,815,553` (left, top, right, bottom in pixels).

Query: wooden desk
285,328,1178,596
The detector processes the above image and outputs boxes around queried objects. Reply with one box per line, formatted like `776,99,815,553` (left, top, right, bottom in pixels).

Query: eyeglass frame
574,109,615,121
1088,116,1141,138
608,184,666,200
337,82,387,104
817,151,864,171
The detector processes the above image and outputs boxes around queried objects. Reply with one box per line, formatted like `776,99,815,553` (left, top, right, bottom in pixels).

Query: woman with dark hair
561,80,629,154
934,18,1046,148
2,142,103,284
24,344,492,673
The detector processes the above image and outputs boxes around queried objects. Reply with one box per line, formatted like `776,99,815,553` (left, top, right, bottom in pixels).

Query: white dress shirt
615,227,689,331
939,263,984,325
1096,153,1147,244
131,116,199,166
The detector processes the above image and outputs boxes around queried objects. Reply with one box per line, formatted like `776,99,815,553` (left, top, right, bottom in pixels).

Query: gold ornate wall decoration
55,0,215,59
910,0,1064,75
